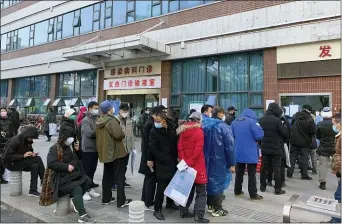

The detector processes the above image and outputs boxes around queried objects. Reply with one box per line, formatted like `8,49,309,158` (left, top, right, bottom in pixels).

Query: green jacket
44,112,57,131
116,115,134,154
96,114,126,163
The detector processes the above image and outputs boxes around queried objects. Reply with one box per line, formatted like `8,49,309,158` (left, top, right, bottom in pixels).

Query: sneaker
124,182,131,188
250,194,263,200
83,192,91,201
194,216,210,223
180,211,195,218
211,209,228,217
28,190,40,197
119,199,133,208
235,191,244,197
111,184,117,191
78,214,96,223
102,197,116,205
207,206,215,213
70,199,78,213
89,189,100,198
301,176,313,180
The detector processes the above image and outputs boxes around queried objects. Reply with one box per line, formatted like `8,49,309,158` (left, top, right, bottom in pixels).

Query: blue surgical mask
154,122,163,129
69,115,77,120
332,125,340,133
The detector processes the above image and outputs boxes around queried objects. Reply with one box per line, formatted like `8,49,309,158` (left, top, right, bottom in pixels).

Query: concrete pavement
0,136,338,223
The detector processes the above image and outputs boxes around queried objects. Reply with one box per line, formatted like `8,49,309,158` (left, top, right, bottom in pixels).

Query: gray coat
81,113,98,153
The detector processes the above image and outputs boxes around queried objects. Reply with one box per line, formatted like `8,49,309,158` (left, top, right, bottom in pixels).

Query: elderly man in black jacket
287,105,316,180
316,107,336,190
259,103,288,195
4,127,45,197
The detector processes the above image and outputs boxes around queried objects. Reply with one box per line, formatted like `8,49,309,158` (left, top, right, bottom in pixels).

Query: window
48,18,55,42
171,51,264,119
17,26,29,49
162,0,169,14
180,0,203,10
0,35,6,53
93,4,101,31
1,0,22,9
136,1,152,21
169,0,179,12
104,1,113,28
0,79,8,106
80,6,93,34
34,20,49,45
62,12,74,38
73,16,81,27
126,0,135,23
29,25,34,46
113,1,126,26
152,3,161,17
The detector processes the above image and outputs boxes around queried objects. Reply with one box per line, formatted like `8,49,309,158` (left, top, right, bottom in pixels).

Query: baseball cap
227,106,237,111
189,112,202,121
100,100,114,114
151,105,166,114
64,108,76,118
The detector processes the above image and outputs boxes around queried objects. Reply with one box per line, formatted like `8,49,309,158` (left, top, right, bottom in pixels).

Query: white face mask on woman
64,137,74,146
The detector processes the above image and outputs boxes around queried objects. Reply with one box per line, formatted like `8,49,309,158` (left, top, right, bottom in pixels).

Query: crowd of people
0,101,340,223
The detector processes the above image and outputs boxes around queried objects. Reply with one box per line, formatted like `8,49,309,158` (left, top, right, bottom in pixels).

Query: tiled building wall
263,48,341,112
160,61,171,110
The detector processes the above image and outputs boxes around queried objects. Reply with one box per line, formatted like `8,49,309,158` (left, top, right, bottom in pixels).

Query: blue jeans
331,177,341,223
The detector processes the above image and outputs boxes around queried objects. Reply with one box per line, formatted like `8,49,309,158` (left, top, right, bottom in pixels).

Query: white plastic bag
49,123,57,136
284,144,291,168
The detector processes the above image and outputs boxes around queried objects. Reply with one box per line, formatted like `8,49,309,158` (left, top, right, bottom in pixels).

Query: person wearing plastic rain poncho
201,106,235,217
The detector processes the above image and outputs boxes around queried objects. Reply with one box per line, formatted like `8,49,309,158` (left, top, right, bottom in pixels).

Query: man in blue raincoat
202,106,235,218
231,109,264,200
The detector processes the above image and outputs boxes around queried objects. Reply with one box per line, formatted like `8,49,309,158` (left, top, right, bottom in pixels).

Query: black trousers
154,179,170,211
267,165,273,183
260,155,282,191
141,175,156,207
22,156,45,191
82,152,98,184
268,158,286,184
44,131,51,141
234,163,257,197
102,155,129,207
207,193,223,210
180,184,206,218
287,145,310,177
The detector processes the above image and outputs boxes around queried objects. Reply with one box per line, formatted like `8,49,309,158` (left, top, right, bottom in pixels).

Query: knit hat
64,109,76,118
321,107,332,118
100,100,114,114
189,112,202,121
58,126,75,142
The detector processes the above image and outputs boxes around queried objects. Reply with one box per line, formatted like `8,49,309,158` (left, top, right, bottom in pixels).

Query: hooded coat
202,117,235,195
47,126,91,197
96,114,126,163
77,106,87,127
0,116,13,151
259,103,289,155
4,126,39,171
138,116,154,175
316,118,336,157
177,122,207,184
44,111,57,132
290,111,316,148
231,109,264,164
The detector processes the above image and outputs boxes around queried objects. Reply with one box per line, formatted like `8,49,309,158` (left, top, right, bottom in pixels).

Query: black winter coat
9,111,20,131
0,117,13,152
4,126,39,171
259,105,288,156
290,111,316,148
138,116,154,175
148,119,178,180
225,113,235,126
47,144,91,197
316,119,336,157
60,117,83,158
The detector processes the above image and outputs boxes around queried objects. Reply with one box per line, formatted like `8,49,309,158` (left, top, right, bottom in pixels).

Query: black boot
153,210,165,220
319,182,326,190
194,213,210,223
180,211,194,218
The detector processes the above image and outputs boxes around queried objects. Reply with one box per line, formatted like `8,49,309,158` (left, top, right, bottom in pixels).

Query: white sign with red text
104,76,161,90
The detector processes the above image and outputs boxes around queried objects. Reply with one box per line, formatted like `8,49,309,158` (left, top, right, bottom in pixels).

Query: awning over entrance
62,35,171,66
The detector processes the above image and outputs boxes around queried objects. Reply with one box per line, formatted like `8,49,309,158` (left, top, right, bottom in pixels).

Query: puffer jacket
316,118,336,157
96,114,126,163
0,117,13,152
81,112,98,153
177,122,207,184
332,133,341,174
290,111,316,148
116,115,134,154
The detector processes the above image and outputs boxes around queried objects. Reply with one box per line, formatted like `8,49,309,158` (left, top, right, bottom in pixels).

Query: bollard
10,171,22,197
129,201,145,223
54,195,71,216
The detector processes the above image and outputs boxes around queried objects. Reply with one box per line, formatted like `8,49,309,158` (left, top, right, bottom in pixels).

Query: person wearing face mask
47,126,95,223
4,126,45,197
81,102,101,201
225,106,237,126
258,103,288,195
43,107,57,142
96,100,132,208
231,108,264,200
201,105,213,120
112,104,134,190
202,106,235,217
177,112,209,223
148,112,178,220
0,107,14,184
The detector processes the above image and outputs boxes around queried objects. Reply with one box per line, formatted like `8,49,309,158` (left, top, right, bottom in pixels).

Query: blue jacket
231,109,264,164
202,117,235,195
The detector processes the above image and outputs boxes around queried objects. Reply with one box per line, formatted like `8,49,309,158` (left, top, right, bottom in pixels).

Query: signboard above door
104,61,161,78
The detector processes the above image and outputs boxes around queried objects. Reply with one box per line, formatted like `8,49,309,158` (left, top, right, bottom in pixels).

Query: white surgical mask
121,112,129,118
65,137,74,146
222,115,226,121
92,109,99,115
145,111,150,115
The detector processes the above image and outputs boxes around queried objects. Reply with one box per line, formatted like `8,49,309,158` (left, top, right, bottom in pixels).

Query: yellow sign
104,61,161,78
277,40,340,64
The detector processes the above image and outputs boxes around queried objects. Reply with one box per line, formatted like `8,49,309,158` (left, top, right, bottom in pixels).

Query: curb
1,201,46,223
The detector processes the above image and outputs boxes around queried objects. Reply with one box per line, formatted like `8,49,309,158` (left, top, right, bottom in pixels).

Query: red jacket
177,122,207,184
77,106,87,127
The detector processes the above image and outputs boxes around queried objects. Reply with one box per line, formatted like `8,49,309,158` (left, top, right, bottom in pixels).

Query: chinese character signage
104,62,161,78
319,45,332,58
104,76,161,90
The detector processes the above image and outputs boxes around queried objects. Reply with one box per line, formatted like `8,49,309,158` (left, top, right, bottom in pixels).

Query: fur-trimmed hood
176,122,201,135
